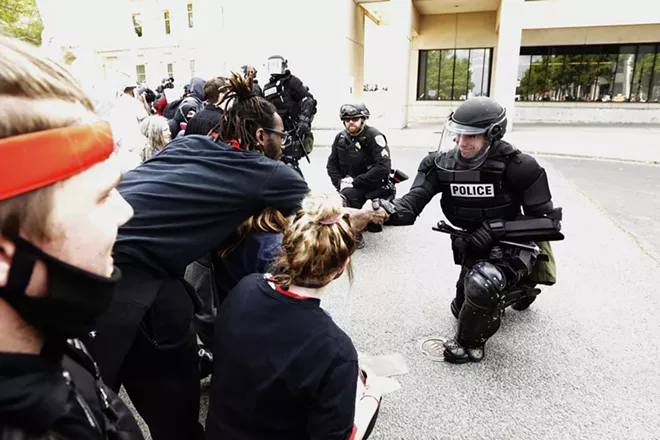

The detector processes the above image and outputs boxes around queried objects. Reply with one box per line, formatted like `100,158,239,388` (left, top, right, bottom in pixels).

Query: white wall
521,0,660,30
516,103,660,124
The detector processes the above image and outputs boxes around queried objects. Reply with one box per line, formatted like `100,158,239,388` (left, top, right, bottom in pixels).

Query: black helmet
450,97,507,140
339,103,370,120
435,97,508,171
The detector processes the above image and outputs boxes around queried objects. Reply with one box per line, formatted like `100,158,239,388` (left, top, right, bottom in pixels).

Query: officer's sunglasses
264,128,290,144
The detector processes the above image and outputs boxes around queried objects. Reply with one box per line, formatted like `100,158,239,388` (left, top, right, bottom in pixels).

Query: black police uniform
86,135,309,440
385,139,561,361
263,71,316,159
0,339,144,440
327,125,392,209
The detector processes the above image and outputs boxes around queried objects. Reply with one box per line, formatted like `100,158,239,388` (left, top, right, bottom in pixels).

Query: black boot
443,340,485,364
512,296,536,311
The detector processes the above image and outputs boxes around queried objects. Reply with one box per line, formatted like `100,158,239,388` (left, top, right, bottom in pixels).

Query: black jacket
388,140,554,229
114,135,309,277
184,104,223,136
0,340,143,440
263,72,314,131
326,126,391,192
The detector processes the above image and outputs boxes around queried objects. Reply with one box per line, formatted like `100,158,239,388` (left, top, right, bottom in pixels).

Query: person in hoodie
184,77,227,137
0,36,141,440
168,77,206,138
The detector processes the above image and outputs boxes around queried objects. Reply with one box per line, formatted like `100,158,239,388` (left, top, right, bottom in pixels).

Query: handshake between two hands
341,199,390,231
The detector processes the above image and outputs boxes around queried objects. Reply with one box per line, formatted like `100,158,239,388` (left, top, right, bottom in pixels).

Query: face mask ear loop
3,240,38,298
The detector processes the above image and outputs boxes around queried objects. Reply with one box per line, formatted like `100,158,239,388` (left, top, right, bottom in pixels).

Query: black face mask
0,236,120,340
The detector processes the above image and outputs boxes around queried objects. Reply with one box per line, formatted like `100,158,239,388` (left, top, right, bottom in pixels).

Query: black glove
468,222,495,251
372,198,396,216
297,118,310,137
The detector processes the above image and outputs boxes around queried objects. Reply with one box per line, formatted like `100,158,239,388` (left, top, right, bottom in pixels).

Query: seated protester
192,207,288,353
185,77,227,136
206,193,382,440
0,36,142,439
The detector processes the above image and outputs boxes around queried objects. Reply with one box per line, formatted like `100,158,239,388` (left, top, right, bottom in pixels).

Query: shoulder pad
492,140,520,158
418,152,437,173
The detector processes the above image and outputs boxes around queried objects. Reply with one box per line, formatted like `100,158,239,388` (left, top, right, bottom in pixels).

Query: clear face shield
435,118,491,171
267,58,285,76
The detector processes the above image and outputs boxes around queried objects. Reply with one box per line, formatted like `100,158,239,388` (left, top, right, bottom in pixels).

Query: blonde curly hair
272,193,357,289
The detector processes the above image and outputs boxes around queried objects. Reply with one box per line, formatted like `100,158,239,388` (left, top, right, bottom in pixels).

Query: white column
492,0,523,131
386,0,413,129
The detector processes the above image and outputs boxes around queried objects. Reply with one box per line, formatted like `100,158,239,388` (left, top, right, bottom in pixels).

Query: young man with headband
0,36,140,439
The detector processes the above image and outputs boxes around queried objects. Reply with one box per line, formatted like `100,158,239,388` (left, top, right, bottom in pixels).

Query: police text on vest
450,183,495,198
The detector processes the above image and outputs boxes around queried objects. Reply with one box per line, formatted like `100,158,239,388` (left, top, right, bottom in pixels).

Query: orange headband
0,122,114,201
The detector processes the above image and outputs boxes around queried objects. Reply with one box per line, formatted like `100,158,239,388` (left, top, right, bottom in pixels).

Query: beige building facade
35,0,660,128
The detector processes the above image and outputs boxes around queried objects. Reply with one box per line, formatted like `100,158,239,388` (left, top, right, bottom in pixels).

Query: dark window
517,43,660,103
132,14,143,37
136,64,146,84
417,48,493,101
164,11,171,35
187,3,194,28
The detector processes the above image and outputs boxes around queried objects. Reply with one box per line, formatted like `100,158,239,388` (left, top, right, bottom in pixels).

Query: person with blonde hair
206,193,382,440
0,36,142,439
140,115,171,161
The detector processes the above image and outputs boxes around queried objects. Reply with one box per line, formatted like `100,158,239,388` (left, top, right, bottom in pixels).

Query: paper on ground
359,353,409,377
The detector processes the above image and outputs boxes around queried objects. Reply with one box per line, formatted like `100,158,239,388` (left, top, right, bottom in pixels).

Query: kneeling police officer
327,103,392,208
371,97,564,364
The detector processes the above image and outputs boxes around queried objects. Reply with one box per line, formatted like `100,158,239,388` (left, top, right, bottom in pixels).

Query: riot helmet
339,102,370,120
435,97,507,171
267,55,288,76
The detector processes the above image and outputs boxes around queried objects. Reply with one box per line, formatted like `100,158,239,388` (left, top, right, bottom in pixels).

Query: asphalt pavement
128,147,660,440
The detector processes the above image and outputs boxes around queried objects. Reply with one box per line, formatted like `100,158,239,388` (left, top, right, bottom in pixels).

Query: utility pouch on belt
524,241,557,286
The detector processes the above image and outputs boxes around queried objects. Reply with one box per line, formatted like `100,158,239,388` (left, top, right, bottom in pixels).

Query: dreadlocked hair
211,68,277,154
217,208,290,259
271,193,357,290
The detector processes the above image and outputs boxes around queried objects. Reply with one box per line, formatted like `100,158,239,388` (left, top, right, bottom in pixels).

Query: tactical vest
336,126,387,181
437,142,522,231
263,75,299,129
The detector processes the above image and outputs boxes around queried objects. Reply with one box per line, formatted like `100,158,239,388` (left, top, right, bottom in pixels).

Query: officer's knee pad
464,261,506,308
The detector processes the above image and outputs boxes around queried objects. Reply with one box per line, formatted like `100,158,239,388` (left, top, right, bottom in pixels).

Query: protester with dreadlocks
85,71,382,440
85,71,307,440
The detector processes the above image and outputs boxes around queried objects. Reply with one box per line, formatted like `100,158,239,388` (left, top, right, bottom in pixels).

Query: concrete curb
311,144,660,165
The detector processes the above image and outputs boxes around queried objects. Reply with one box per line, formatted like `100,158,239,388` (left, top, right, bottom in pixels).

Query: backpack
163,97,184,119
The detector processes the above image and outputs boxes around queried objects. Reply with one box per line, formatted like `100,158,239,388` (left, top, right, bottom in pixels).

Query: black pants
88,262,204,440
341,186,391,209
454,265,470,310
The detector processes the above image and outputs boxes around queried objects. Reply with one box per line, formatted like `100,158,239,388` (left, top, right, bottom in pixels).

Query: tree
0,0,44,46
423,50,474,100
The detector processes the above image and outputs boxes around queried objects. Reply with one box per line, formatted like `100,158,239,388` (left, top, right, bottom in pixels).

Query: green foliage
0,0,44,46
519,49,660,101
424,50,475,100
